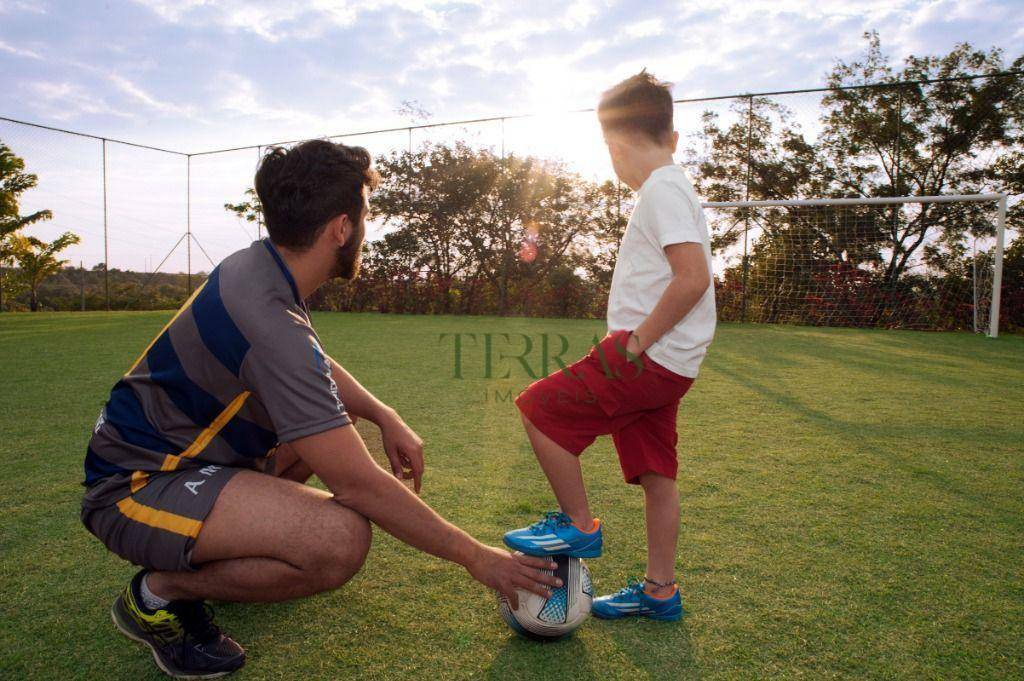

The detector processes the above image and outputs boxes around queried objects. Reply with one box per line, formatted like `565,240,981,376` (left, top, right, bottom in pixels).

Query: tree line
3,35,1022,330
227,35,1022,329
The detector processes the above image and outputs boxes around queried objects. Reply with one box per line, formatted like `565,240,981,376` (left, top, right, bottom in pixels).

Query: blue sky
1,0,1022,153
0,0,1021,272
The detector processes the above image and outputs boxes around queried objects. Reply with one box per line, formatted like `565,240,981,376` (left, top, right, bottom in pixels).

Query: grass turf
0,311,1021,679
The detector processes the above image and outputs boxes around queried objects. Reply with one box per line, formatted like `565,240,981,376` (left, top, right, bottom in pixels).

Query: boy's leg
521,413,594,529
611,398,684,596
638,472,679,596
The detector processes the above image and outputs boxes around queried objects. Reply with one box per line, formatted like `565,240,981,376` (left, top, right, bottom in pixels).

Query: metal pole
891,85,903,256
989,194,1007,338
704,193,1005,208
80,260,85,311
186,156,192,295
616,179,622,227
893,85,903,196
741,96,753,323
102,139,109,311
256,146,262,240
500,117,505,159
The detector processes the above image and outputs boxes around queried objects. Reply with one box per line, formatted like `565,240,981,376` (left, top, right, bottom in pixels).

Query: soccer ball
498,553,593,641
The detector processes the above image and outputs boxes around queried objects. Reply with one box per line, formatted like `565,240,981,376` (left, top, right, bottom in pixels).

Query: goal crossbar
700,193,1009,337
701,193,1005,208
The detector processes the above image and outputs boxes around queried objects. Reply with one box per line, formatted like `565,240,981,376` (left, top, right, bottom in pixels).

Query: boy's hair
597,70,674,146
255,139,380,250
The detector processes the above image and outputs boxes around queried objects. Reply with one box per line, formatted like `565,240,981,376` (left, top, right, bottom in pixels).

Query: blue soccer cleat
591,578,683,621
503,511,603,558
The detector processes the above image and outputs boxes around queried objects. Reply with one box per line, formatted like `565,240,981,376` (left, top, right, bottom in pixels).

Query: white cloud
624,18,664,39
25,81,134,121
107,74,201,120
0,39,42,59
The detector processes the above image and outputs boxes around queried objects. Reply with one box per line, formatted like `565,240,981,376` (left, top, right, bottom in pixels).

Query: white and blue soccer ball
498,553,593,641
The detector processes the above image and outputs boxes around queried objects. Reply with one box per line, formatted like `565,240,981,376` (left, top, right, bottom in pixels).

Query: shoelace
170,601,222,645
528,511,572,535
615,577,645,598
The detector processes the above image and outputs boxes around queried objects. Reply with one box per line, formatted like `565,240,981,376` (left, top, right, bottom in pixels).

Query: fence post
894,88,904,185
256,146,262,240
80,260,85,311
186,155,192,295
102,138,109,311
989,194,1007,338
741,95,753,323
890,84,904,264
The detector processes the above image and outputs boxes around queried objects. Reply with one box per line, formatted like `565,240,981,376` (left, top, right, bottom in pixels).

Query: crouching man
81,140,558,679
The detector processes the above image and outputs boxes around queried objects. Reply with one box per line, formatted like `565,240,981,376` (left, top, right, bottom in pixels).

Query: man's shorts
515,330,694,484
81,465,242,573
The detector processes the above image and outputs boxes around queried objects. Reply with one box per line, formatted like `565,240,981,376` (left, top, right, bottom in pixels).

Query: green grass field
1,312,1022,679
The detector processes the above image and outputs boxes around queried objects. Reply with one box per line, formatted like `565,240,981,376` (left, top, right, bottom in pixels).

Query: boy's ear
670,130,679,153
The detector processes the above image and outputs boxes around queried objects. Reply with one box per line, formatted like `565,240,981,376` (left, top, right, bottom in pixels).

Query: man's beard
332,236,363,280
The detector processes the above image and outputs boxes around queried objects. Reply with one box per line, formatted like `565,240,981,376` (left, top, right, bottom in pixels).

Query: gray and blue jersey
83,239,350,508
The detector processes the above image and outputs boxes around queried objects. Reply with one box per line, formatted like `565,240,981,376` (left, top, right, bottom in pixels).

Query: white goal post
699,194,1009,337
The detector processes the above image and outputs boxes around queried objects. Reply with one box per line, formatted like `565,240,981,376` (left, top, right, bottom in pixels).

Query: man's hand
465,545,561,610
379,410,425,493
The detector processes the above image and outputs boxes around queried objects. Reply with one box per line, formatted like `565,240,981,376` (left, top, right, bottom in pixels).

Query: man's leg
147,470,371,603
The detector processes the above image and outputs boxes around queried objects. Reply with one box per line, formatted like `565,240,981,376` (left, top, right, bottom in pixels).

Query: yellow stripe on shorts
115,496,203,538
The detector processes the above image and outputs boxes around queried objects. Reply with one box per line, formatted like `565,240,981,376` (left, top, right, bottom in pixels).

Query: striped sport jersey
82,239,352,509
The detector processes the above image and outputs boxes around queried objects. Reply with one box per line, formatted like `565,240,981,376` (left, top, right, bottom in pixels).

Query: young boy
504,71,715,620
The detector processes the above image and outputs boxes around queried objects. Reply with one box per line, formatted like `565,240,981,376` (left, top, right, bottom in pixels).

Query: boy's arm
628,242,711,355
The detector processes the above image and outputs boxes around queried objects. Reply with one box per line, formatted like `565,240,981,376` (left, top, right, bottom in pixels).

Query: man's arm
328,357,425,491
287,424,560,607
628,242,711,355
327,357,390,423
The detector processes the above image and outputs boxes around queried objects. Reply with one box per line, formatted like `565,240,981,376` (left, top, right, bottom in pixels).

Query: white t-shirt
607,164,716,378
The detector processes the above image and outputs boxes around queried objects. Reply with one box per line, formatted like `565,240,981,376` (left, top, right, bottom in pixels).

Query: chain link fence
1,71,1020,329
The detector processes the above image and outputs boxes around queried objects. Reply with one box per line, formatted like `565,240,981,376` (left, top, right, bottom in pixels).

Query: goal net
702,194,1009,336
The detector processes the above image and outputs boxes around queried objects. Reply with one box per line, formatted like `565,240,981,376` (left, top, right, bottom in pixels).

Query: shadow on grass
708,358,1019,521
483,615,698,680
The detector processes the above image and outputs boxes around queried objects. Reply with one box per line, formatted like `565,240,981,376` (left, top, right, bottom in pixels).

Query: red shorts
515,330,694,484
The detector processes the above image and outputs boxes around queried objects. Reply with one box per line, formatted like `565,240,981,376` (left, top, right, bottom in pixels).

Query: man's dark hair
597,69,674,146
255,139,380,250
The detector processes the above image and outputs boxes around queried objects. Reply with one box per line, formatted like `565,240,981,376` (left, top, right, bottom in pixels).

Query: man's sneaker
591,577,683,621
503,511,602,558
111,570,245,679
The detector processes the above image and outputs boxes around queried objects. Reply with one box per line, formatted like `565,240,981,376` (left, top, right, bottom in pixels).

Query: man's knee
306,505,372,591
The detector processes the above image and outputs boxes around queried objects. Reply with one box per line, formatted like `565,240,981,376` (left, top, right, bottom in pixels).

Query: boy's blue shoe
592,578,683,621
503,511,603,558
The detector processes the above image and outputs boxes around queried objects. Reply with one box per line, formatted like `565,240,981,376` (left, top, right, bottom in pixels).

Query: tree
819,33,1022,284
224,188,263,237
14,232,81,311
372,142,493,312
688,35,1022,328
229,142,631,318
0,141,52,311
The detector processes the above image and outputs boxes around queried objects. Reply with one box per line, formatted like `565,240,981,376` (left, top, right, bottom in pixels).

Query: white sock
140,574,170,610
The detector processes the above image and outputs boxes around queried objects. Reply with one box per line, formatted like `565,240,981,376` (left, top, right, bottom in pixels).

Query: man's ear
327,213,351,246
670,130,679,153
